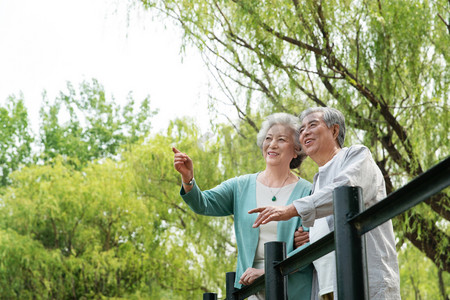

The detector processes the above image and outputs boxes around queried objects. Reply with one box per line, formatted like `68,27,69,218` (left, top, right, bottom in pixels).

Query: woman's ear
293,146,301,158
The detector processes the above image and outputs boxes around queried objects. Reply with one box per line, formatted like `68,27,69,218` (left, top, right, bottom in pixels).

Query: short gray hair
299,107,346,147
256,112,306,169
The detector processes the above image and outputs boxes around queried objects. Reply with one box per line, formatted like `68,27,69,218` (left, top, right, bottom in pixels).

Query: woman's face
262,124,298,169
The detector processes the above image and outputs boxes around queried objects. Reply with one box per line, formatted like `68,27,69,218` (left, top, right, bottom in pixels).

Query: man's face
299,112,338,162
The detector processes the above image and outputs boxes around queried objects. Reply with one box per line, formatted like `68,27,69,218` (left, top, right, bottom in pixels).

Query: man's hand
294,226,309,249
239,267,264,286
249,204,299,228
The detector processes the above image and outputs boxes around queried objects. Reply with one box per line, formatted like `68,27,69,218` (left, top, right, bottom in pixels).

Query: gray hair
299,107,346,147
256,112,305,169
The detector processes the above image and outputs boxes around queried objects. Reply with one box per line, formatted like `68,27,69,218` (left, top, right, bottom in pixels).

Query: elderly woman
250,107,400,300
173,113,313,299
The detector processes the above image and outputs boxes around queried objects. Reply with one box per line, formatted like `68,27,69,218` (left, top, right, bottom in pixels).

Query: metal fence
202,156,450,300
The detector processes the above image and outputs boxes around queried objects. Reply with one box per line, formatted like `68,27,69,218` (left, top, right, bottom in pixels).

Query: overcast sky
0,0,214,133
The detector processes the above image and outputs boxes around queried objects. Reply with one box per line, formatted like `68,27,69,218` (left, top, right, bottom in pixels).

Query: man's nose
300,128,310,141
303,126,312,135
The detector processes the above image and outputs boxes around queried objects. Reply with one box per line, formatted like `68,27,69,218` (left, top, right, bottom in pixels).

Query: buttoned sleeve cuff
293,195,316,227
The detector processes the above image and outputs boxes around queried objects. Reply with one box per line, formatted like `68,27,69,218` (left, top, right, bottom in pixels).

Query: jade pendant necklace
268,172,291,201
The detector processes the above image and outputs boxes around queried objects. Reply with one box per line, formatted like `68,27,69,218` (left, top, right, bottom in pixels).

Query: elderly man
250,107,400,299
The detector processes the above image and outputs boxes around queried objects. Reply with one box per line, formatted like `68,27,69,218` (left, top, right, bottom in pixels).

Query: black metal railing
203,156,450,300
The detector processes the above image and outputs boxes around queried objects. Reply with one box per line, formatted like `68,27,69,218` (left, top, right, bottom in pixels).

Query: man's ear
333,124,340,140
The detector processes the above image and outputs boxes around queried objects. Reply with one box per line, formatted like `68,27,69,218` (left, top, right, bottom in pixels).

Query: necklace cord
264,171,291,201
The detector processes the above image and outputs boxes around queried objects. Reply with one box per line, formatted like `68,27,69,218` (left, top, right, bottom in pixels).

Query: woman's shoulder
222,173,258,185
287,177,312,200
295,177,312,191
296,177,312,186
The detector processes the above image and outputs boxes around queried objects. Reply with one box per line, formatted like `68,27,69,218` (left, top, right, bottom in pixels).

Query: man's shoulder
342,145,371,158
346,144,369,152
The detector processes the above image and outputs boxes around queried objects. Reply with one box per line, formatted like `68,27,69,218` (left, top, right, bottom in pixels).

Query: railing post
203,292,217,300
226,272,238,300
333,186,365,300
264,241,287,300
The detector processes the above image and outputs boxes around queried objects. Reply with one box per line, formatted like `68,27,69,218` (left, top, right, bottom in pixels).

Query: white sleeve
294,146,381,227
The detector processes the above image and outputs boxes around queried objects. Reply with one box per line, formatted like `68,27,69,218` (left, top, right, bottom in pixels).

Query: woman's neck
260,167,295,187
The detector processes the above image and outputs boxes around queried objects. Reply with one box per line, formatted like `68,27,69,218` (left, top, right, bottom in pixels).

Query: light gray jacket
293,145,401,299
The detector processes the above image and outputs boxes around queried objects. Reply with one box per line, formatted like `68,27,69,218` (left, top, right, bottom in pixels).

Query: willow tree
138,0,449,281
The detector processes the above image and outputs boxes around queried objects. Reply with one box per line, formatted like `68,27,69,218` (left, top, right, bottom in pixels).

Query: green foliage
0,96,33,186
1,0,448,295
0,117,236,298
137,0,449,296
128,119,237,295
0,229,65,299
399,240,450,299
39,79,158,168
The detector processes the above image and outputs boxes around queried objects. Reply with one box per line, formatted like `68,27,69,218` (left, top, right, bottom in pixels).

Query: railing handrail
276,231,334,277
351,156,450,235
204,156,450,300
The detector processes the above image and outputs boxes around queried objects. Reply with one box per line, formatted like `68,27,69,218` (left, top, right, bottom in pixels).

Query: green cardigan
181,173,313,299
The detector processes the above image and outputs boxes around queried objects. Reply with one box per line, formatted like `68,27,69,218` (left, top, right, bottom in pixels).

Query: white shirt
251,181,297,300
310,176,335,298
293,145,401,299
254,181,296,265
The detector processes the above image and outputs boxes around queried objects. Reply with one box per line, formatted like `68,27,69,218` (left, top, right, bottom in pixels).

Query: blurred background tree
0,90,237,298
38,79,157,167
0,96,33,186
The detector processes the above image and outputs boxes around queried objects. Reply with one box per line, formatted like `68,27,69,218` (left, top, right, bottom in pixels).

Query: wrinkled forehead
300,112,324,126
